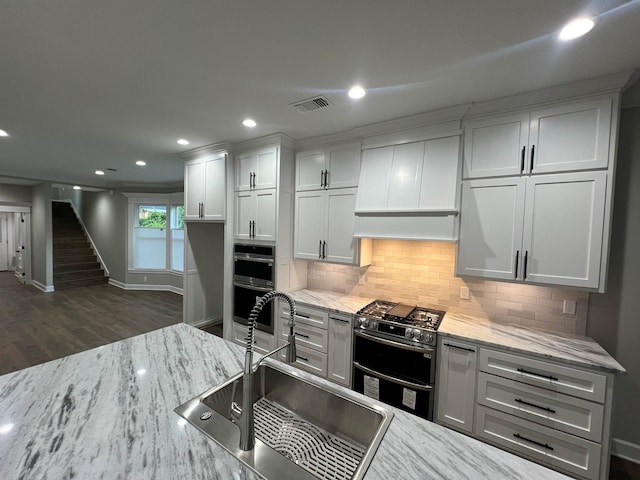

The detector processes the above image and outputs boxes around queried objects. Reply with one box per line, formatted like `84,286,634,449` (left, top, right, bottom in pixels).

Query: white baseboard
612,437,640,464
188,317,223,329
31,280,54,293
108,279,183,295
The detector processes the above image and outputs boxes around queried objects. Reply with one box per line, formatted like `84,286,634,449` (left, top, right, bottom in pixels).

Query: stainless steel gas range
352,300,445,421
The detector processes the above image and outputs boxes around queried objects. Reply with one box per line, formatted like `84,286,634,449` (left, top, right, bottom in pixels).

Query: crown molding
233,133,296,153
179,141,230,161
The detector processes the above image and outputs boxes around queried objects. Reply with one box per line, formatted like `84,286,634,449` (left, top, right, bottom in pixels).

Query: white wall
0,184,32,205
31,183,52,289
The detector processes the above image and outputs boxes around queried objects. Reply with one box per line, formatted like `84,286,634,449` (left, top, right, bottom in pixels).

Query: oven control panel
356,316,436,347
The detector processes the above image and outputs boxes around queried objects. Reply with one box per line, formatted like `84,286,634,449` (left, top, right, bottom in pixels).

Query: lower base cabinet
232,322,275,355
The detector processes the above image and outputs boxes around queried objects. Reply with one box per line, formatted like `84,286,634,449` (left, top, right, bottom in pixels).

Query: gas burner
356,300,397,319
407,307,445,331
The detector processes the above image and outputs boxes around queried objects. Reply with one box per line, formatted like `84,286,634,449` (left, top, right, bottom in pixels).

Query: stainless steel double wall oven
233,244,275,333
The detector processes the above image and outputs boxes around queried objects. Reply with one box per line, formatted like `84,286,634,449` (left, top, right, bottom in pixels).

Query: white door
325,189,358,264
387,141,424,210
457,178,526,280
0,213,8,271
184,159,204,220
254,147,278,190
235,151,256,191
234,192,255,240
356,146,393,211
296,150,326,191
419,136,460,210
529,97,612,174
325,143,361,190
327,314,353,387
294,191,324,260
254,189,276,241
463,112,530,178
203,154,226,220
522,172,607,288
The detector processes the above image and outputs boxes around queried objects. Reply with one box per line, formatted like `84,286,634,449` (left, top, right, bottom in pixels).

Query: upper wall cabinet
463,96,613,179
184,153,226,221
236,146,277,191
356,136,460,212
296,143,361,191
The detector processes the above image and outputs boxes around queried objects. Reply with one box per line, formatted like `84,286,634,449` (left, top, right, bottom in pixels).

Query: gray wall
0,184,32,205
81,190,127,283
587,104,640,448
31,183,52,287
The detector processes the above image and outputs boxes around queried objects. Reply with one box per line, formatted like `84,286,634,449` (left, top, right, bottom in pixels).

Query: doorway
0,213,8,271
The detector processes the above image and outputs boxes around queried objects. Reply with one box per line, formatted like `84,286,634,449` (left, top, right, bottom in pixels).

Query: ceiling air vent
291,95,332,113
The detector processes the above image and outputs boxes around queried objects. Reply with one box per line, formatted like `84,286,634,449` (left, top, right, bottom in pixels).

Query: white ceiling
1,0,639,189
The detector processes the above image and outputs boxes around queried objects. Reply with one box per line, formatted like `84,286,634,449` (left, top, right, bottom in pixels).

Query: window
128,195,184,273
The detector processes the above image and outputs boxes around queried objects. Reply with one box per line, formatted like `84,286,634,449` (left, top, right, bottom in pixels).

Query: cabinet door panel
387,141,424,210
234,192,255,240
419,136,460,209
457,178,526,279
326,144,361,189
255,147,277,189
203,155,225,220
328,314,353,387
255,190,276,241
356,146,393,210
529,98,612,174
296,150,325,191
522,172,606,288
236,152,255,191
294,191,324,260
184,160,204,219
463,112,529,178
325,188,357,264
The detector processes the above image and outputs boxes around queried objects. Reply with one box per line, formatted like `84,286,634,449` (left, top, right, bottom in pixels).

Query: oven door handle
233,282,273,293
233,255,274,264
354,329,435,354
353,362,433,392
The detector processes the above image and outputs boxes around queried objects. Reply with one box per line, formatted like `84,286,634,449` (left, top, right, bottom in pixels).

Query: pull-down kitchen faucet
230,290,296,451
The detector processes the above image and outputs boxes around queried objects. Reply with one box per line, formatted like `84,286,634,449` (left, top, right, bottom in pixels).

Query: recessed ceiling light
136,160,146,166
559,17,595,40
95,170,105,175
348,86,366,99
0,129,8,137
73,185,81,190
242,119,257,128
177,138,190,146
0,423,14,434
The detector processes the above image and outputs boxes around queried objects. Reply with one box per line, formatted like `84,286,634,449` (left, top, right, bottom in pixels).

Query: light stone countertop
0,323,571,480
287,289,625,374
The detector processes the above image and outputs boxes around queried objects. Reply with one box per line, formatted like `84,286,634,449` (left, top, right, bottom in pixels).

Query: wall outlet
358,274,366,285
563,299,577,315
460,286,470,300
143,276,147,282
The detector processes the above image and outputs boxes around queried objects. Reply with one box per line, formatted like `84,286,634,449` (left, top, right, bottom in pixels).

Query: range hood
353,209,459,241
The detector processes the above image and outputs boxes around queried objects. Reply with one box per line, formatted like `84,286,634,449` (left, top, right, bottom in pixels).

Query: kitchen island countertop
0,323,571,480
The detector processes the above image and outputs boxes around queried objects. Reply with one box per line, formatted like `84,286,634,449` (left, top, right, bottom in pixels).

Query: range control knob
424,332,434,344
357,317,369,329
404,329,414,339
412,329,423,342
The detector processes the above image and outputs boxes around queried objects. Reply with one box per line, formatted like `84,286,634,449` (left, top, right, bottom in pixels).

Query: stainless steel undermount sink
175,359,393,480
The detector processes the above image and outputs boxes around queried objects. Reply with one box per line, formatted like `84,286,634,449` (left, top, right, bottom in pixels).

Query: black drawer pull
296,355,309,362
296,333,310,339
517,368,559,382
331,317,350,323
514,398,556,414
444,343,475,353
296,313,310,319
513,433,554,451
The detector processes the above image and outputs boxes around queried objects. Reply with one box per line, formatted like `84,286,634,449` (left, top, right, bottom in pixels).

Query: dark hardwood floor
0,271,183,376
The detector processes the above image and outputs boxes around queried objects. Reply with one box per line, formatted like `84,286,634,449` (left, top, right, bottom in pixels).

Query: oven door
233,256,274,287
353,330,435,420
233,282,274,333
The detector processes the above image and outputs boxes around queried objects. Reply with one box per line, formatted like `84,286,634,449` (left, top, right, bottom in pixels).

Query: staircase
52,201,108,290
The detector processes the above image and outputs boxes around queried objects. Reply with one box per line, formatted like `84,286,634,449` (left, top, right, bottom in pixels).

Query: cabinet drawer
477,372,604,442
279,318,328,353
479,349,606,403
280,303,329,329
475,405,601,480
278,340,327,378
232,323,274,356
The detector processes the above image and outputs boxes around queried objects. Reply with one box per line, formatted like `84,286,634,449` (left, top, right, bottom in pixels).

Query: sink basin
175,359,393,480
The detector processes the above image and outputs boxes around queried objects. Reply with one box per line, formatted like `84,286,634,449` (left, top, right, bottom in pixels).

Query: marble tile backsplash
307,240,589,335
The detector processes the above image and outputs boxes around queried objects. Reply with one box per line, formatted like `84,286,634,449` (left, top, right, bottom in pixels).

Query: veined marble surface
441,313,625,374
0,323,571,480
287,289,374,315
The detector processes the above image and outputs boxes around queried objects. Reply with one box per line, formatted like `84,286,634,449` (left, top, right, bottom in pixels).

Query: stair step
53,242,91,250
54,276,109,290
54,261,101,274
54,249,94,258
54,254,97,265
54,269,106,282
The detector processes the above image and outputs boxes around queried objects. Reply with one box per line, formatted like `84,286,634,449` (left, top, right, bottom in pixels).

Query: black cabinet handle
530,145,535,172
324,170,329,188
331,317,350,323
523,251,528,280
296,313,310,319
296,333,310,339
516,368,558,382
322,240,326,259
444,343,475,353
296,355,309,362
514,250,519,279
318,240,322,259
513,433,554,451
520,146,525,173
514,398,556,414
320,170,324,187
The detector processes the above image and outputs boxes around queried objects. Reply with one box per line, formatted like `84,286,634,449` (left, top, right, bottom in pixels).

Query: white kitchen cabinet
295,188,366,265
236,146,277,191
457,171,607,288
436,339,478,433
463,96,613,179
296,143,361,191
232,322,275,356
327,313,353,387
184,153,226,221
356,136,460,212
234,189,276,241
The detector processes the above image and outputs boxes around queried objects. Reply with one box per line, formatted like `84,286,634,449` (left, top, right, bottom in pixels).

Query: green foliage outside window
175,206,185,229
138,209,167,228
